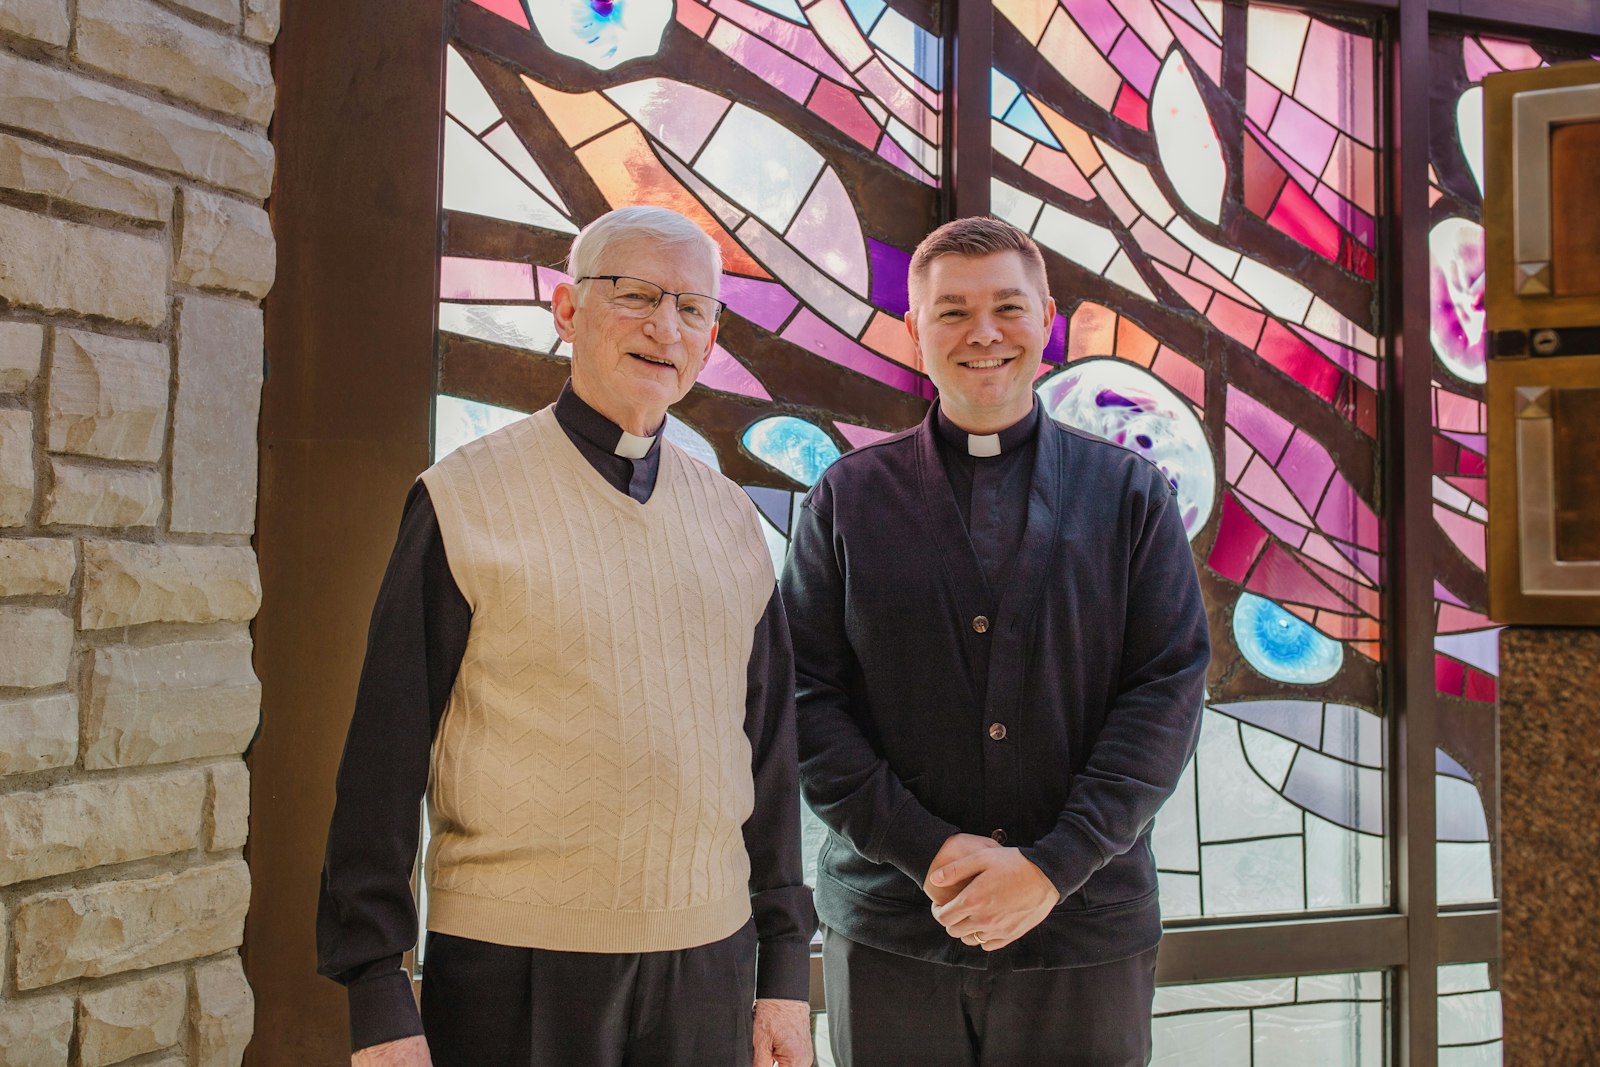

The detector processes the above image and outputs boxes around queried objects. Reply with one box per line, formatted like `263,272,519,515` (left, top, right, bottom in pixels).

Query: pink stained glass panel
1109,0,1175,55
1313,183,1376,249
1208,492,1272,583
1257,322,1342,403
1227,385,1294,463
877,134,934,184
1239,493,1311,548
1152,347,1205,407
1113,84,1150,128
1461,37,1499,83
1248,544,1357,613
1109,31,1162,95
1480,37,1543,72
1238,457,1315,524
1026,146,1097,201
1207,294,1267,348
1434,505,1487,569
808,79,880,149
1246,71,1281,128
1064,0,1127,53
1266,96,1340,176
440,257,537,301
1267,181,1342,261
700,344,772,399
1163,6,1222,83
834,421,895,449
1278,431,1338,511
1292,22,1375,145
467,0,528,28
709,0,857,85
782,307,921,392
709,20,819,103
805,0,875,71
1155,262,1213,311
1315,476,1379,551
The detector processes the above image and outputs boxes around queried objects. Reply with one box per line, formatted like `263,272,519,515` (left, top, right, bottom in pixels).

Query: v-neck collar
540,407,674,518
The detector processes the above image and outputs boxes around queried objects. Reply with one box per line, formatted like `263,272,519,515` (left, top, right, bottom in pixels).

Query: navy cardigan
781,404,1210,970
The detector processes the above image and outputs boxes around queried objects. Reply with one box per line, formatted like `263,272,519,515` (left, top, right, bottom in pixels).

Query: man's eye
615,292,655,307
680,303,708,321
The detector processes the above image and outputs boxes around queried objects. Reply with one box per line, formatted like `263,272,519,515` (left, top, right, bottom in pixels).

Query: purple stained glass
1109,31,1161,96
877,133,933,183
1462,37,1500,83
745,484,793,533
1064,0,1126,54
1444,431,1486,456
720,274,800,332
1315,475,1379,551
1435,580,1469,608
1434,628,1501,676
708,20,819,104
1045,313,1067,364
699,344,772,399
1212,699,1324,748
440,257,538,301
1277,432,1337,512
1227,385,1294,464
782,306,921,392
868,238,911,317
536,266,574,300
1246,71,1281,128
834,420,894,449
1284,749,1384,835
1266,95,1340,175
1437,749,1472,780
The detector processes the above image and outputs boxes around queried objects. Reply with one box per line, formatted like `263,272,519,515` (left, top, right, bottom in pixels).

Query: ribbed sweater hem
425,887,753,954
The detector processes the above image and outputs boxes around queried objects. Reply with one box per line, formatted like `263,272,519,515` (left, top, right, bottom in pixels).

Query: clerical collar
934,398,1041,457
554,382,661,460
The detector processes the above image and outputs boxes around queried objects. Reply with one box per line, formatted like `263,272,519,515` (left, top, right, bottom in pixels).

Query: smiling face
551,233,720,436
907,250,1057,434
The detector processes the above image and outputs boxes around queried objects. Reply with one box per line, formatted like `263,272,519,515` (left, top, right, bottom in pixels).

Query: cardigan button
990,828,1008,844
971,615,990,634
988,722,1007,741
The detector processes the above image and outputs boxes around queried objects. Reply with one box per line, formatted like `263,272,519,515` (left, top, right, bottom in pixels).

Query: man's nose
967,312,1003,344
642,297,682,340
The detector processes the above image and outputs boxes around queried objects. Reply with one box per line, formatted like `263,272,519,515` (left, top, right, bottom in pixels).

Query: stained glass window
993,0,1387,920
1152,971,1388,1065
1437,963,1502,1066
1426,30,1595,907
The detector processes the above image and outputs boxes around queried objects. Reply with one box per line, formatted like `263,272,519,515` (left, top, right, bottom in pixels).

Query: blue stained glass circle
1037,359,1215,540
1233,593,1344,684
742,416,841,487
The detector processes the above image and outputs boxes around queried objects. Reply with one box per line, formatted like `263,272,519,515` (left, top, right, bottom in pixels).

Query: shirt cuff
755,939,813,1003
1021,822,1106,900
348,967,424,1053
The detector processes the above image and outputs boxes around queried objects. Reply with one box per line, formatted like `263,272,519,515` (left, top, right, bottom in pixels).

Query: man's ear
552,281,580,342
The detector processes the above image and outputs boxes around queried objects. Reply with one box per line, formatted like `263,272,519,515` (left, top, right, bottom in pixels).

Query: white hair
567,206,722,292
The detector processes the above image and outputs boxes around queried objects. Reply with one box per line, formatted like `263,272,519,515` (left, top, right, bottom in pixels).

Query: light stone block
244,0,279,44
75,0,275,127
0,769,205,885
0,0,70,47
192,955,255,1067
172,296,262,534
47,329,169,461
0,692,77,776
0,407,34,525
0,536,75,595
177,189,276,298
76,969,186,1067
11,858,250,990
43,459,162,528
0,132,172,224
0,51,273,198
0,319,45,394
0,993,72,1066
81,541,261,630
83,632,260,769
207,758,250,851
168,0,242,26
0,606,72,688
0,202,169,327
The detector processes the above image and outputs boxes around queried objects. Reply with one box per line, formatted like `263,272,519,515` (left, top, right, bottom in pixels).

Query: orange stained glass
993,0,1057,45
1116,316,1159,367
1039,9,1122,111
521,76,627,147
676,0,715,37
862,310,920,369
1313,610,1382,643
1068,302,1119,359
1032,95,1104,175
1152,347,1205,408
574,125,771,278
1322,135,1377,215
1350,641,1382,661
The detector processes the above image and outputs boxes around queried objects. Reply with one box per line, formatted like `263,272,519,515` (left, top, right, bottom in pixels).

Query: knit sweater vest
418,406,773,953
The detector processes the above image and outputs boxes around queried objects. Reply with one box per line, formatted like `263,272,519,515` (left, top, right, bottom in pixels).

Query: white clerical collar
614,431,655,460
967,433,1002,458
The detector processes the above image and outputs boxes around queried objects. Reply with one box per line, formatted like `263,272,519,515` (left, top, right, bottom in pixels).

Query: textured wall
1499,627,1600,1066
0,0,277,1062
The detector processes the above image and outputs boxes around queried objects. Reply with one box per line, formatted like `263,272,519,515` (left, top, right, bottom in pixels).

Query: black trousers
419,920,756,1067
823,927,1158,1067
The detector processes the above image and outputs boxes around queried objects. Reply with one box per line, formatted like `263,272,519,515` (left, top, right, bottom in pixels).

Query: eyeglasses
575,275,724,332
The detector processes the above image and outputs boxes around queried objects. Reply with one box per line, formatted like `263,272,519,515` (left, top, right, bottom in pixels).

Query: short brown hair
907,216,1049,310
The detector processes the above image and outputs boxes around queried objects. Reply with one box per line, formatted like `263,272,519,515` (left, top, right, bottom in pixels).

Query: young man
318,206,815,1067
782,217,1209,1066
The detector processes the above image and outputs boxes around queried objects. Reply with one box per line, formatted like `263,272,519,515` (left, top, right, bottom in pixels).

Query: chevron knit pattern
418,406,774,953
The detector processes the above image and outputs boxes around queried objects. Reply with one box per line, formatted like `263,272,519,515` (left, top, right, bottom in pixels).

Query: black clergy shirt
317,383,816,1052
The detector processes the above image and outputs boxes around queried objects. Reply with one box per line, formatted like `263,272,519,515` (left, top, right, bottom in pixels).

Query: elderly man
781,217,1209,1066
318,206,815,1067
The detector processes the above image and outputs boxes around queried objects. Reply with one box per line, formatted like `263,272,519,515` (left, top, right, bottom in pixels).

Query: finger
752,1031,775,1067
980,936,1014,952
930,849,1001,888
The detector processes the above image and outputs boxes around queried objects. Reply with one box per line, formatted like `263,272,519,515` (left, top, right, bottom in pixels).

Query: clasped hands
921,834,1061,953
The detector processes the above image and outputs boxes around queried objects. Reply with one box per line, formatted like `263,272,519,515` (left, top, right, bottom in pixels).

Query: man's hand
928,847,1061,952
921,833,1001,906
352,1035,431,1067
752,997,813,1067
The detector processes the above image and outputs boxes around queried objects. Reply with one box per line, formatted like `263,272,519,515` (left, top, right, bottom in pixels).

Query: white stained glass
991,119,1033,164
1202,835,1304,915
438,303,561,355
1438,963,1492,995
1098,140,1178,225
1440,1045,1502,1067
442,119,577,234
1437,774,1490,842
1168,216,1242,276
1152,52,1226,224
695,104,825,232
1438,990,1502,1046
1105,249,1158,301
445,46,502,135
1156,977,1296,1013
757,513,788,578
736,218,874,335
482,124,568,212
433,395,528,462
1151,1010,1252,1067
786,168,869,297
1197,712,1304,843
1253,1000,1385,1067
1234,258,1316,323
1457,86,1485,196
991,179,1045,232
1323,703,1383,768
1159,871,1200,917
1247,7,1311,94
604,77,730,161
664,414,720,471
1305,813,1384,909
1299,972,1382,1001
1240,722,1297,788
528,0,672,71
659,149,746,229
885,117,939,174
1033,204,1122,275
747,0,806,20
869,7,942,90
1437,841,1496,905
1153,758,1199,870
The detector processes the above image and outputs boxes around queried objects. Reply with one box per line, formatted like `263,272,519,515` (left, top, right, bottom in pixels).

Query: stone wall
0,1,276,1063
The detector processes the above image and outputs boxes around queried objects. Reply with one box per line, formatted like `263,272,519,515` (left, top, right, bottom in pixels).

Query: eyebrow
932,288,1031,305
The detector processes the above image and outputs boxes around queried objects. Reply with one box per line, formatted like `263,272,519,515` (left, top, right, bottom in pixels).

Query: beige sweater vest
419,406,773,953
